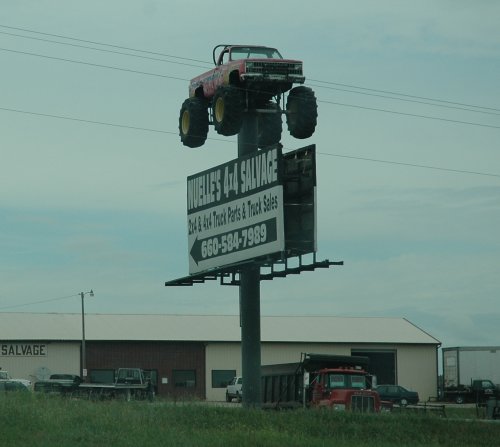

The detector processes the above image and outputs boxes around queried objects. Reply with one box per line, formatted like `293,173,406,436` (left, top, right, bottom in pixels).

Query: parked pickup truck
179,44,317,148
226,376,243,402
444,379,500,404
0,370,31,389
34,374,82,394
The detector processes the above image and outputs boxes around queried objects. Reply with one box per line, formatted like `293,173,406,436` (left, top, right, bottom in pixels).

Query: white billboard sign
187,146,285,275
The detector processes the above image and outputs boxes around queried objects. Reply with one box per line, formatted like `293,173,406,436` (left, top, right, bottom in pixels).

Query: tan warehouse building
0,313,440,401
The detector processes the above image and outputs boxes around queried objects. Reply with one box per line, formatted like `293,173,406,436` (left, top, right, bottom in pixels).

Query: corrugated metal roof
0,313,440,345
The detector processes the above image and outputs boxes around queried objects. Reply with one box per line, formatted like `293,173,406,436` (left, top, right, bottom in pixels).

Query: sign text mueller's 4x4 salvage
187,146,285,274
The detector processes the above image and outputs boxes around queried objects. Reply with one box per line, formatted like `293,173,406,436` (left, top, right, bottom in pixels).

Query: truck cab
261,353,387,412
310,367,381,412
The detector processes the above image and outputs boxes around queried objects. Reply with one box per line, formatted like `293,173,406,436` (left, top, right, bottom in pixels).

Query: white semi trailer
442,346,500,404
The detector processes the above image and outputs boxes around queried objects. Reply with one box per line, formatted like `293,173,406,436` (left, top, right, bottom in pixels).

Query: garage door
351,350,396,385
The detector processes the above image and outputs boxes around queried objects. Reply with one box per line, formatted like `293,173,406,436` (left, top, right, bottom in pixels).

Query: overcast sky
1,1,499,349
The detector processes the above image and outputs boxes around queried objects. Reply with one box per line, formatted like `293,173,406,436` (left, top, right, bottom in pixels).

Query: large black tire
257,102,282,148
212,86,243,136
286,86,318,139
179,97,209,148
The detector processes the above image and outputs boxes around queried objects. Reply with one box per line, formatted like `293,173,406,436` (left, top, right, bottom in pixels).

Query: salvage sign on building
187,146,285,274
1,343,47,356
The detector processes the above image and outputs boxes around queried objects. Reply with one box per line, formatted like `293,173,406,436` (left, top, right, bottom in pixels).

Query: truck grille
246,62,303,76
351,395,376,413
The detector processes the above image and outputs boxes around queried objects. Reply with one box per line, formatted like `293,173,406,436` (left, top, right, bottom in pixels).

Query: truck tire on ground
179,97,209,148
257,102,282,148
212,86,243,136
456,395,465,404
400,398,408,407
286,86,318,139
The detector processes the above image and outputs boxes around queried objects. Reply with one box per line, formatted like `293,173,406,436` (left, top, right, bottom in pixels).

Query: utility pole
80,289,94,381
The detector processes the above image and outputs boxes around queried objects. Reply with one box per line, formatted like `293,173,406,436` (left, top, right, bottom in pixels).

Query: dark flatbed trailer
34,368,154,401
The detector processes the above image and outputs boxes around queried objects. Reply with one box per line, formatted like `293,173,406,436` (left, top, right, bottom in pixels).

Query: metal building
0,313,440,401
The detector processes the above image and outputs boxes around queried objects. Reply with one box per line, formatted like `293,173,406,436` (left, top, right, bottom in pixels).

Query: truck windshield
230,47,283,60
350,375,366,389
327,373,367,389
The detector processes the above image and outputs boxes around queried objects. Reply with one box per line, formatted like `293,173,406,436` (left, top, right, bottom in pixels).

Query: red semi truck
261,353,387,412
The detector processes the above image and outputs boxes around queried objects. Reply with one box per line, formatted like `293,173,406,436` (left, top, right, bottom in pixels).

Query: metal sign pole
238,111,261,408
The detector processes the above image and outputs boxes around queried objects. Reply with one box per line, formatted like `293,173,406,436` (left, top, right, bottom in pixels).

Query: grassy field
1,393,499,447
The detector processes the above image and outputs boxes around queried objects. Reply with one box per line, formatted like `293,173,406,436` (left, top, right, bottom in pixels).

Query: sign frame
187,146,285,275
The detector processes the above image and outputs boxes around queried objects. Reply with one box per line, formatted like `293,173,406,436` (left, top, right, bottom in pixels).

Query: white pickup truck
226,376,242,402
0,370,32,388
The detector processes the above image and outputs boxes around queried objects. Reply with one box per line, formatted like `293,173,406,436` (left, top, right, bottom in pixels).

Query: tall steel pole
238,111,261,408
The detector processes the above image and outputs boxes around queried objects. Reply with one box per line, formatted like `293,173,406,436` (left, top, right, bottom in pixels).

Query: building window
212,370,236,388
89,369,115,384
173,369,196,388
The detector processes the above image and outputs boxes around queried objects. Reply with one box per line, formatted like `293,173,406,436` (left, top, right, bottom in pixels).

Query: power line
0,30,211,69
0,47,191,82
319,99,500,130
317,152,500,178
0,106,178,134
0,106,232,144
0,293,79,310
2,46,499,131
310,78,500,113
1,105,498,179
1,23,498,114
308,82,500,117
0,23,210,64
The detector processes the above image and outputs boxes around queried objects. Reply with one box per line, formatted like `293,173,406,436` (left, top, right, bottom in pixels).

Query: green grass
1,393,499,447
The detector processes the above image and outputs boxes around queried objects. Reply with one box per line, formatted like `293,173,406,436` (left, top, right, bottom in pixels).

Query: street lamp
80,290,94,381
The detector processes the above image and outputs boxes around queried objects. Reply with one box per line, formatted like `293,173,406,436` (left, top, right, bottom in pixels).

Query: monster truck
179,45,317,148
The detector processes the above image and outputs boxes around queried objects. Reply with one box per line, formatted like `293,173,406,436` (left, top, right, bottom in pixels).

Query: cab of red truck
309,367,382,412
261,353,390,412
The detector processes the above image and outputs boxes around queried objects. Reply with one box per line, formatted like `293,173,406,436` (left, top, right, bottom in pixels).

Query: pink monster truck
179,45,317,148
